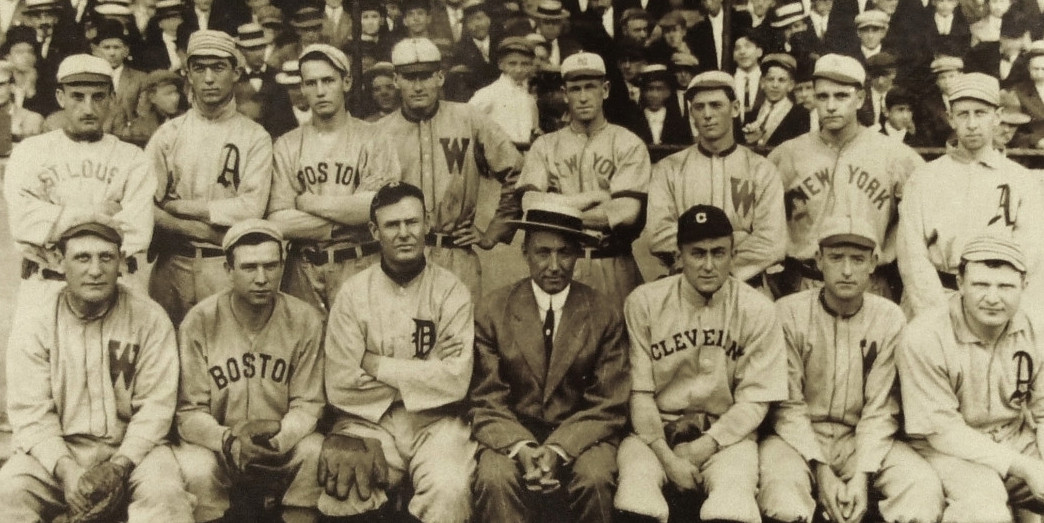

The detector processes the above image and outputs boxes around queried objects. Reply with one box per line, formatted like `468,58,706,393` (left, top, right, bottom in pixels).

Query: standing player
4,54,154,310
897,73,1044,318
614,205,786,523
318,182,476,522
268,44,399,313
174,219,325,523
768,54,923,301
758,216,944,523
375,37,524,300
0,216,194,522
645,69,786,287
515,52,652,308
146,30,273,326
897,234,1044,520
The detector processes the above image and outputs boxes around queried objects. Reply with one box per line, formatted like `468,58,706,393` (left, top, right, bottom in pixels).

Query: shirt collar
696,140,738,157
949,293,1028,344
531,280,570,312
948,145,1005,168
645,106,667,122
679,273,731,306
381,256,427,286
818,288,862,318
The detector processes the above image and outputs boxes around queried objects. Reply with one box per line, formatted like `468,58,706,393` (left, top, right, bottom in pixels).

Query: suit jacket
322,7,353,50
880,123,930,147
965,43,1031,89
429,0,463,44
689,10,752,71
856,87,888,128
113,66,147,126
633,103,693,146
1014,81,1044,134
1010,0,1044,39
452,35,500,89
762,104,810,146
469,280,630,458
917,88,954,147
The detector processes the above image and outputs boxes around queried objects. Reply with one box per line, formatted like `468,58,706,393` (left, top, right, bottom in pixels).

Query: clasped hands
516,444,562,494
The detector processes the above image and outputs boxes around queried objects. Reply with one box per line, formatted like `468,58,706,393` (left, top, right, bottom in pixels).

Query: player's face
959,261,1025,328
371,75,400,112
817,244,877,301
464,11,490,40
301,59,349,118
149,83,182,116
57,83,113,141
949,98,999,152
679,236,733,295
689,89,738,141
563,78,609,123
396,70,443,112
226,241,283,308
187,57,240,110
94,38,129,69
524,230,580,295
814,79,863,132
370,196,428,268
62,235,121,308
761,66,794,103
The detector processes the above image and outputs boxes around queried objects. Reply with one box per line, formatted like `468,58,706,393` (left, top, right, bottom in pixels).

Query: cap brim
290,21,322,29
1002,113,1032,125
962,251,1026,272
819,233,875,250
563,69,606,80
60,72,112,84
395,62,441,74
814,72,863,86
61,223,122,244
238,38,271,48
189,50,235,59
506,220,600,244
950,94,998,107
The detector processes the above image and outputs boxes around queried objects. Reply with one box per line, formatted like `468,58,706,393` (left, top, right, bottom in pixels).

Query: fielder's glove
224,420,287,479
317,433,389,501
664,414,705,448
69,460,131,523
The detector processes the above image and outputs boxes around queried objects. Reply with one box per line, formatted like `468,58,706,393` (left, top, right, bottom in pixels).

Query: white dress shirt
753,98,792,145
162,32,181,71
602,6,615,37
645,107,667,144
195,8,210,30
111,64,123,91
861,45,881,58
325,5,343,24
734,67,761,116
810,11,829,38
549,38,562,66
935,13,953,35
446,5,464,41
473,36,491,62
533,281,570,341
883,121,907,141
709,10,724,68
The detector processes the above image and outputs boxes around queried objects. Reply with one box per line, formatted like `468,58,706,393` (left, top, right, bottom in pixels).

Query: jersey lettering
108,340,140,387
988,184,1017,228
650,328,744,361
412,319,437,359
37,160,119,187
730,178,756,217
591,153,617,178
1012,350,1034,403
296,162,358,187
439,138,471,174
217,144,241,190
796,165,891,210
208,352,294,389
860,339,878,382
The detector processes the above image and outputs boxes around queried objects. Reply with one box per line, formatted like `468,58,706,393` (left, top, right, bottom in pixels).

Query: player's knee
569,452,616,499
174,444,222,489
886,467,944,523
0,473,38,516
941,475,1010,523
474,453,521,496
757,472,813,523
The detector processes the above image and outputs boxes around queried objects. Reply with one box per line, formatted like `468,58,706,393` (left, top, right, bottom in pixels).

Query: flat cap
187,29,237,60
621,7,650,23
392,38,442,74
300,43,350,73
670,52,699,69
257,5,282,25
761,52,797,73
561,51,606,80
685,70,735,99
659,10,687,28
854,9,889,29
57,54,112,84
1000,89,1032,125
237,22,272,47
143,69,183,91
290,6,323,28
948,72,1000,106
814,53,865,86
818,214,876,250
885,86,915,108
929,55,964,74
275,60,301,85
677,205,733,246
497,36,535,57
961,233,1026,273
866,51,897,72
771,1,807,28
222,219,283,251
364,61,396,81
60,214,123,245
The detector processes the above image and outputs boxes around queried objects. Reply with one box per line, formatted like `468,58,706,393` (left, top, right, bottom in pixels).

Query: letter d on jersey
412,319,436,359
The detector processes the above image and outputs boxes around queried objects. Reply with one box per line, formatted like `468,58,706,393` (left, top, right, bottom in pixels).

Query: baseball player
3,54,154,319
0,216,193,522
897,234,1044,521
374,37,524,300
768,54,924,301
319,182,476,522
515,51,652,309
268,44,399,313
758,215,944,523
146,30,273,326
645,69,786,287
614,205,787,523
174,219,325,523
897,73,1044,319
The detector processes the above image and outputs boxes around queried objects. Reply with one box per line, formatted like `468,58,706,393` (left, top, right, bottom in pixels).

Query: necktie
543,308,555,362
745,76,753,112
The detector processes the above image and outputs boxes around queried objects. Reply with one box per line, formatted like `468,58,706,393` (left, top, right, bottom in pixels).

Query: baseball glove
663,414,705,448
68,461,131,523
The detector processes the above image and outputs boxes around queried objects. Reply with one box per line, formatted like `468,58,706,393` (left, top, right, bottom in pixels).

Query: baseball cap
187,30,237,61
275,60,301,85
143,69,183,91
948,72,1000,106
854,9,889,29
929,55,964,74
561,52,606,80
392,38,442,74
761,53,797,74
57,54,112,84
677,205,733,246
237,22,272,48
222,218,283,251
685,70,735,99
814,54,865,87
818,215,876,250
961,233,1026,273
60,214,123,245
300,43,350,74
497,36,535,58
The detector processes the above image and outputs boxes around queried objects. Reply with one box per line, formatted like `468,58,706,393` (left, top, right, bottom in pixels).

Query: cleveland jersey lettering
649,328,746,361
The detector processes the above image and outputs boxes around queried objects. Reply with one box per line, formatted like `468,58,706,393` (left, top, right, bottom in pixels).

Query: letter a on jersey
412,319,437,359
217,144,241,189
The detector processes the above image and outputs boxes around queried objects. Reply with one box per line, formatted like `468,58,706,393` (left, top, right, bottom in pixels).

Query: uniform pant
574,254,643,312
909,435,1044,523
281,251,379,313
757,434,943,523
428,246,482,302
0,437,195,522
148,254,228,326
320,406,476,523
615,434,761,523
473,441,617,523
171,433,324,522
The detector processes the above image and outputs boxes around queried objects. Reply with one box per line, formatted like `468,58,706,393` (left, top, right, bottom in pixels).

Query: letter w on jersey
439,138,471,173
109,340,140,387
731,178,756,217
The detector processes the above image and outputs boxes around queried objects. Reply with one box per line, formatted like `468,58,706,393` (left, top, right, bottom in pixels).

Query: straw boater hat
530,0,569,20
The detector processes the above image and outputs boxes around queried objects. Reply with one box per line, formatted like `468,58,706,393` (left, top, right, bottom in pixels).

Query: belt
292,241,380,265
938,270,958,290
165,242,225,258
583,245,633,259
425,233,470,249
21,259,64,281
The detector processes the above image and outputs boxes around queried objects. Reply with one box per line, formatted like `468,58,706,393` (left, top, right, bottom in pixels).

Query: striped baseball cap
392,38,442,74
961,233,1026,272
187,30,237,60
275,60,301,85
948,72,1000,106
300,43,350,74
56,54,112,84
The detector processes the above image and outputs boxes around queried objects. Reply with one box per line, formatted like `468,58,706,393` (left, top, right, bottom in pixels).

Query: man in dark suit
919,55,963,146
633,63,693,145
966,15,1032,89
430,0,468,45
470,196,630,523
533,0,583,66
92,19,146,130
1013,40,1044,140
451,0,500,89
690,0,752,71
856,51,896,129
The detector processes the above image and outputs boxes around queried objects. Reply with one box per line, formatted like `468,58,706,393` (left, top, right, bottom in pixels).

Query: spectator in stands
857,51,897,129
807,0,833,47
268,59,307,136
747,0,774,27
363,61,399,121
385,0,405,35
792,58,815,116
920,55,964,145
880,86,929,145
1007,0,1044,39
646,11,694,65
635,63,692,144
139,0,185,71
321,0,350,50
236,22,286,135
691,0,753,71
619,7,653,48
767,1,815,63
996,88,1034,148
733,30,764,124
23,0,74,116
617,42,646,103
926,0,970,56
533,0,577,67
670,51,699,136
402,0,435,39
254,5,281,60
1016,41,1044,144
970,0,1010,45
968,15,1030,88
2,27,41,113
743,52,809,145
453,0,500,89
92,18,145,132
268,7,324,69
112,68,182,146
469,36,539,146
0,60,43,141
850,10,890,68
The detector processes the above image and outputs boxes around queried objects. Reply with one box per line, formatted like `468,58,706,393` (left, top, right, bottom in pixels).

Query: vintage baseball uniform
897,148,1044,318
146,100,273,325
615,275,787,523
0,284,193,521
898,294,1044,521
375,102,523,300
268,116,399,312
758,289,943,523
322,261,476,521
515,121,652,309
4,130,155,304
645,142,786,282
768,127,924,298
174,290,326,521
